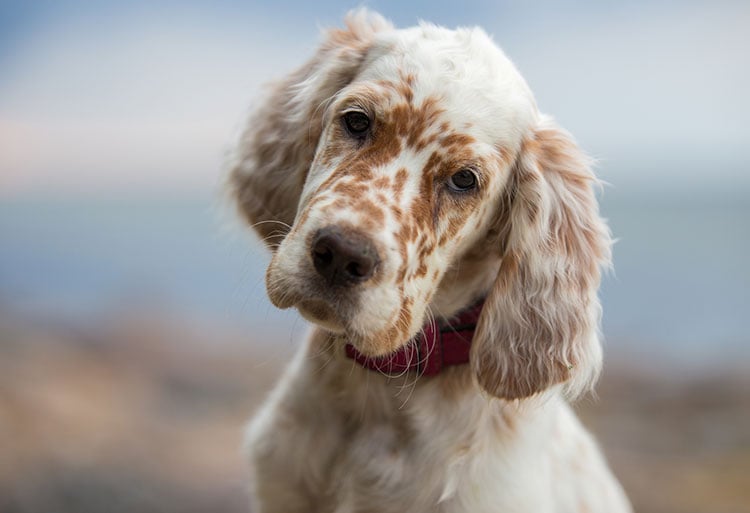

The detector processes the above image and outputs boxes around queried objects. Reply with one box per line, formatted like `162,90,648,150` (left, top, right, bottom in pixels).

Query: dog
230,10,631,513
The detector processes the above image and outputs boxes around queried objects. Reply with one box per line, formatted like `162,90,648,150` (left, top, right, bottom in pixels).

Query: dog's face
266,27,536,356
232,11,611,399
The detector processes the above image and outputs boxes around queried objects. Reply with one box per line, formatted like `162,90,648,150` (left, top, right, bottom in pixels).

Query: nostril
312,242,334,267
346,261,367,279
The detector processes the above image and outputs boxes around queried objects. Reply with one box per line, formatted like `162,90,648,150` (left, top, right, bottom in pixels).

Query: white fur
244,331,630,513
232,10,631,512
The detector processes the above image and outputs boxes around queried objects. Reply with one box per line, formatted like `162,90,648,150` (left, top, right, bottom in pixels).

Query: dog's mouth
297,298,346,333
294,291,413,356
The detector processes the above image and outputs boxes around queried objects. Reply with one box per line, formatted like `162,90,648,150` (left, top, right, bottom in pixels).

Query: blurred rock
1,315,748,513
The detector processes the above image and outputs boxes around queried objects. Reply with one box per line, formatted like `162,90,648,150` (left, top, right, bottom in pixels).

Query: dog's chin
343,321,416,357
297,299,346,332
296,300,414,357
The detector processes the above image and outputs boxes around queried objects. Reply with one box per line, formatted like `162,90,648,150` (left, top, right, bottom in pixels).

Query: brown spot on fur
334,197,352,209
332,180,369,198
414,132,440,152
392,167,408,202
375,192,389,205
373,176,390,189
397,79,414,104
384,97,444,153
391,205,403,222
396,218,421,245
416,163,436,227
359,199,386,226
440,132,476,150
494,145,511,167
423,151,442,176
395,258,408,286
417,241,435,261
400,296,414,328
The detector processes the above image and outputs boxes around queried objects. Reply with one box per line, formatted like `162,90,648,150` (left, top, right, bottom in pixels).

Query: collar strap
344,300,484,376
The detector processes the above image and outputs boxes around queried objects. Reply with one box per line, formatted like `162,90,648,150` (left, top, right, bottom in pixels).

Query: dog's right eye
342,111,371,138
447,169,478,192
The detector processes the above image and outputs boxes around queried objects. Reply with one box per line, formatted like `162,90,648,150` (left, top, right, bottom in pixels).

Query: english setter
231,10,631,513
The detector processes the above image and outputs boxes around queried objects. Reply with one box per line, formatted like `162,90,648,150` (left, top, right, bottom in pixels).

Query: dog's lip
297,298,346,332
296,296,414,356
298,298,333,320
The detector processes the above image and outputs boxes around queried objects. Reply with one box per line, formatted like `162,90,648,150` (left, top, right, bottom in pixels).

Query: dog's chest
316,375,550,513
322,419,460,512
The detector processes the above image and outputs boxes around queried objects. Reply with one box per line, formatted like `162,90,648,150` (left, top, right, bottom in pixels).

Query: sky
1,0,748,196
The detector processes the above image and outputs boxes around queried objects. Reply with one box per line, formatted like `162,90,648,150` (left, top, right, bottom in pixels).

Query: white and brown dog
230,10,631,513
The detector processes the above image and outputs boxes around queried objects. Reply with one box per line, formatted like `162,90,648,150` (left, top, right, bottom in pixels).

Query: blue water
0,194,298,339
1,189,748,365
598,189,750,364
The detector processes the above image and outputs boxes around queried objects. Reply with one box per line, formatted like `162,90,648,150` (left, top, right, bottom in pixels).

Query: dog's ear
229,10,392,248
471,117,612,400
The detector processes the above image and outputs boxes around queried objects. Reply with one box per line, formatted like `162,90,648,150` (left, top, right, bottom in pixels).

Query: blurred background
1,1,748,512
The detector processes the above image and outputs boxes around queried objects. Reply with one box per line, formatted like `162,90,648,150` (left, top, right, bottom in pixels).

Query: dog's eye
447,169,477,192
342,111,370,137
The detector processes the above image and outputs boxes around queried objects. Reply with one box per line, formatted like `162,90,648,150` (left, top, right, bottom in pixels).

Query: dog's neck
345,299,484,376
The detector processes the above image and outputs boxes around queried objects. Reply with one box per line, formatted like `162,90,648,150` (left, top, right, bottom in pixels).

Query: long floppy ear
471,116,612,400
229,10,392,248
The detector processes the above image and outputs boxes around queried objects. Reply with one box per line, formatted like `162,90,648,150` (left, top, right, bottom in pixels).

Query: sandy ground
1,314,748,513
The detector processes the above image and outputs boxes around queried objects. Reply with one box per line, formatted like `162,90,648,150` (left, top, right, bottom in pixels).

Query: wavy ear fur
472,117,612,400
229,10,392,247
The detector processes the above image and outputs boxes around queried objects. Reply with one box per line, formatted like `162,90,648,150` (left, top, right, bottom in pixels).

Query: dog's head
231,10,611,400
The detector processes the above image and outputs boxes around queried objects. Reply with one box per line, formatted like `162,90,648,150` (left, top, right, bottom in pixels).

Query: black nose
311,226,379,286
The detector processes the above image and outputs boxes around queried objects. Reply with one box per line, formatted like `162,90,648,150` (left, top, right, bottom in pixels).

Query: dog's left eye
342,111,371,137
447,169,477,192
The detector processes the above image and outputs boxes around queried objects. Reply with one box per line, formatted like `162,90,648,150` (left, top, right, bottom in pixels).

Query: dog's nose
311,226,379,286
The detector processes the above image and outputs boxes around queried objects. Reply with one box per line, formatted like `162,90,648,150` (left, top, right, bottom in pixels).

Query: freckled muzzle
311,225,380,287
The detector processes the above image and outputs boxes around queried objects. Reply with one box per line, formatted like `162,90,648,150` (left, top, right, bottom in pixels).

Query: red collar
345,300,484,376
